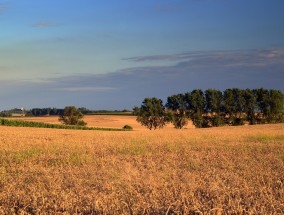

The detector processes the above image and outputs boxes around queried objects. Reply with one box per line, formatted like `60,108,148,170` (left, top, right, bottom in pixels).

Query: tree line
0,107,131,117
0,108,64,117
27,107,92,116
134,88,284,130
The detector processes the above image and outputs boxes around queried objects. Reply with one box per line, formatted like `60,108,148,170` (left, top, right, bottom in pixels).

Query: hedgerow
0,118,129,131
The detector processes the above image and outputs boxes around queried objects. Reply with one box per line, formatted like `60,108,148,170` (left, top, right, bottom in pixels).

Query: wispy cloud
0,48,283,109
57,87,116,92
49,47,284,103
123,48,284,66
32,22,61,28
122,54,187,62
0,3,9,15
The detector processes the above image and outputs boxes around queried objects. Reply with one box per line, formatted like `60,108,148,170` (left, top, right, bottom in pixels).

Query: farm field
0,119,283,214
10,115,195,130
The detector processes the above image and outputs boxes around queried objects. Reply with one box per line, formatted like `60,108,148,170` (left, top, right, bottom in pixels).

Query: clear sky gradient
1,0,284,110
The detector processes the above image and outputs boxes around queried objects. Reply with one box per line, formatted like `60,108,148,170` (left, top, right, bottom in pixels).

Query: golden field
13,115,195,130
0,116,283,214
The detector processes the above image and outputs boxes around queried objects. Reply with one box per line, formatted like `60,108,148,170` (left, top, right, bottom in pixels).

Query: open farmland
11,115,195,130
0,120,283,214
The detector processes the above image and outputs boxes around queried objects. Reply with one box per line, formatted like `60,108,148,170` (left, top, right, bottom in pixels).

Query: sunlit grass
0,123,283,214
246,134,284,143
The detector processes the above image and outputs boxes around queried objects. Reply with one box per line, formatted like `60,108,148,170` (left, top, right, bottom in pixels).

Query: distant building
11,108,25,117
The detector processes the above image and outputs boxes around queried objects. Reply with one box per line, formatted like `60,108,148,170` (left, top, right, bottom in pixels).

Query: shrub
190,113,204,128
59,106,87,126
233,117,245,126
211,115,225,127
123,125,133,130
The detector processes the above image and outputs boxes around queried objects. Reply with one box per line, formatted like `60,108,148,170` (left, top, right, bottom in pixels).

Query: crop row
0,118,130,131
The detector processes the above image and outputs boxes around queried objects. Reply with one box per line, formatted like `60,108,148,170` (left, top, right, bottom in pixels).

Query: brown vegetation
0,119,283,214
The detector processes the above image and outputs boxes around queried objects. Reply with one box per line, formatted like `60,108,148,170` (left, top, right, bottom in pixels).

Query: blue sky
1,0,284,110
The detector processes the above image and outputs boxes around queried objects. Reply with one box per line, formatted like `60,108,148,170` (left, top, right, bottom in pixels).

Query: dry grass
12,115,195,130
0,119,283,214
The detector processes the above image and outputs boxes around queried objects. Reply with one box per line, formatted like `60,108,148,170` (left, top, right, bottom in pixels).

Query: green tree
205,89,223,114
136,98,168,130
223,88,246,125
223,89,235,125
243,89,257,125
232,88,245,118
59,106,87,126
253,88,270,119
185,89,206,128
204,89,224,127
268,89,284,122
232,88,245,125
166,94,188,129
132,106,140,116
187,89,206,114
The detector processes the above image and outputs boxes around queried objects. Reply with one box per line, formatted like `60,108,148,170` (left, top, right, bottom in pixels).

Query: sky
0,0,284,110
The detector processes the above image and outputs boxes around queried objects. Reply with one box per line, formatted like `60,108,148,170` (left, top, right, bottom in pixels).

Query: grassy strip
0,118,130,131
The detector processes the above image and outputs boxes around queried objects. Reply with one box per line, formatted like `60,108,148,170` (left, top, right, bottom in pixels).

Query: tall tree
253,88,270,119
185,89,206,128
223,88,235,125
166,94,188,129
243,89,257,125
232,88,245,119
268,89,284,122
223,88,246,125
204,89,224,127
136,98,168,130
187,89,206,114
205,89,223,114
